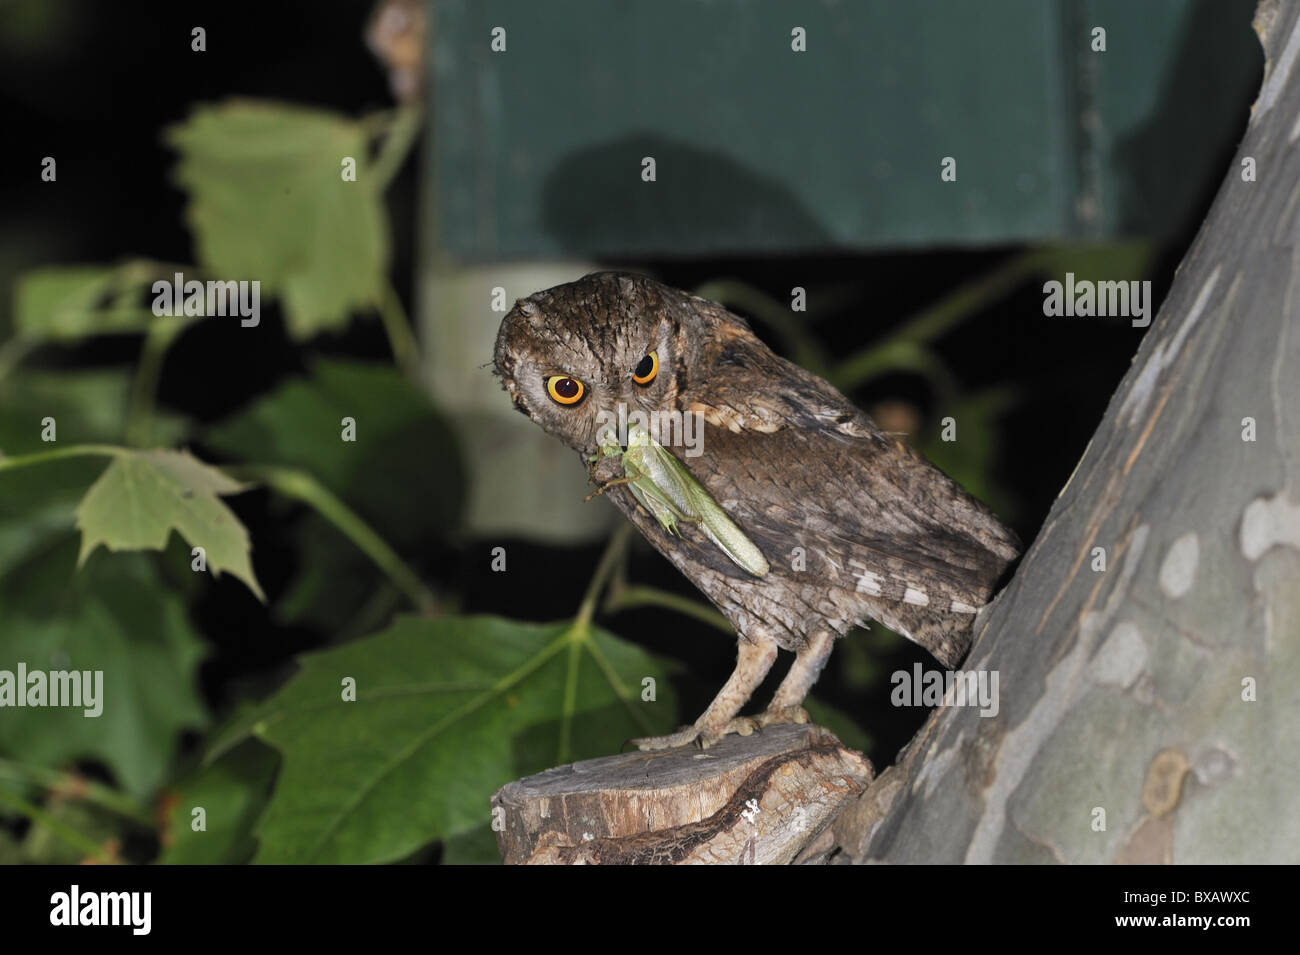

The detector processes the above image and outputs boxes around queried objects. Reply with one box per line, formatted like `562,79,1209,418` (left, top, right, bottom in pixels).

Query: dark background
0,0,1260,861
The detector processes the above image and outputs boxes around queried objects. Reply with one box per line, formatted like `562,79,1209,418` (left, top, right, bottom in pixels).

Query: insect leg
584,475,637,502
625,474,700,525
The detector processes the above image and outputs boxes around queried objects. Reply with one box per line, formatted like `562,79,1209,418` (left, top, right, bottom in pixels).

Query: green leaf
13,264,156,341
206,358,463,545
0,458,103,578
0,369,131,454
0,541,208,796
207,615,676,864
205,358,465,628
164,100,389,339
0,368,190,456
205,358,463,625
156,737,279,864
75,448,264,601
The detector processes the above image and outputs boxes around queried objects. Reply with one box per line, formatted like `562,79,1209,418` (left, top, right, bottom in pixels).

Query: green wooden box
431,0,1260,259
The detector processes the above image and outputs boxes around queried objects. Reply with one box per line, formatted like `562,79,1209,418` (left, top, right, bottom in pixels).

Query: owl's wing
679,335,1019,665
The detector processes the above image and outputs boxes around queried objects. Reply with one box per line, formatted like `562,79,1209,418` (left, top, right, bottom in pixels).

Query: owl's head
494,272,708,456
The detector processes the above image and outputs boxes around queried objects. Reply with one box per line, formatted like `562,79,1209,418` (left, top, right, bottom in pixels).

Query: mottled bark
831,0,1297,864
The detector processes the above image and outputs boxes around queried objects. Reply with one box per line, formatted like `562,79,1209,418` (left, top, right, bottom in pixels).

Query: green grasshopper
588,424,769,578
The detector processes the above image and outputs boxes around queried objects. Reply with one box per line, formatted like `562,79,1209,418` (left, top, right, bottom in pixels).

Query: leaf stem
369,104,423,192
126,316,198,447
230,464,438,615
377,280,421,379
337,581,405,643
0,759,153,826
604,582,733,634
830,249,1047,392
0,444,124,471
558,638,581,764
0,786,111,863
580,636,656,734
572,525,631,634
561,527,652,755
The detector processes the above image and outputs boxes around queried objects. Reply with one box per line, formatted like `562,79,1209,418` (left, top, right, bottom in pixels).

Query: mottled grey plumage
495,272,1020,749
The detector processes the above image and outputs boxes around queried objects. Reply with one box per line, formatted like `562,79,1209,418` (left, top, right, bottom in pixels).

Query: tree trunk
831,0,1297,864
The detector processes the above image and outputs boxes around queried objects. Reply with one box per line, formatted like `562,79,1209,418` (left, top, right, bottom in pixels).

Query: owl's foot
754,704,811,728
627,713,773,752
626,717,754,753
626,725,706,751
628,637,783,752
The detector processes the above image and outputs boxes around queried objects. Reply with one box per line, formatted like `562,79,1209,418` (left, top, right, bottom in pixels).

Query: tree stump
492,724,872,864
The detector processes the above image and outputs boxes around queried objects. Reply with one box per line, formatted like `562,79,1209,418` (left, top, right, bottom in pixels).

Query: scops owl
494,272,1020,750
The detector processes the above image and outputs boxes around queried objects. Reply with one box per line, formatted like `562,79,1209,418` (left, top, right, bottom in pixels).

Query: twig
377,280,421,380
0,445,124,471
369,104,423,192
573,525,631,633
604,582,732,634
126,315,198,447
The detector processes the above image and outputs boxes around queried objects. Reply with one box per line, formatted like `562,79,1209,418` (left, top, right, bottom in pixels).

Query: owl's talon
721,715,762,738
629,725,707,752
754,704,811,728
630,714,769,752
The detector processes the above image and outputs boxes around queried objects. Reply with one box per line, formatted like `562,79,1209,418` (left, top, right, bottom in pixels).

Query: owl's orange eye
633,351,659,385
546,375,585,405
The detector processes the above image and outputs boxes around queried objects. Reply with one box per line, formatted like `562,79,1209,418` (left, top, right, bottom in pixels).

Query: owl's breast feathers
604,315,1020,668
